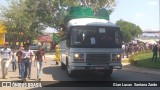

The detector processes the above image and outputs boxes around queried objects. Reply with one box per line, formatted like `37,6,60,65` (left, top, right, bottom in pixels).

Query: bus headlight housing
112,54,121,62
117,54,121,59
73,53,85,62
74,53,79,58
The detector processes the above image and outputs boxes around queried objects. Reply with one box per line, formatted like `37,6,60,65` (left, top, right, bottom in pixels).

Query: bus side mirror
120,31,123,44
60,24,66,32
66,33,70,47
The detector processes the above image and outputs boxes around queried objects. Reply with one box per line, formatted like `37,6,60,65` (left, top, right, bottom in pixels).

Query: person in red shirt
35,46,45,80
16,46,23,78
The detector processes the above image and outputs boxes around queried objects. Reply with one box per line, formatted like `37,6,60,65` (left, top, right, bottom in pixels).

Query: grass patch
131,52,160,69
122,58,130,63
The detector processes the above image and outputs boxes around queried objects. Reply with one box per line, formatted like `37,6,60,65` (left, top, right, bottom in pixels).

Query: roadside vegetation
0,0,142,48
129,52,160,69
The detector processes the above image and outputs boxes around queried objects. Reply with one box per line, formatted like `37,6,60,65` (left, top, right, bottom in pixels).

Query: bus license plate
94,67,104,70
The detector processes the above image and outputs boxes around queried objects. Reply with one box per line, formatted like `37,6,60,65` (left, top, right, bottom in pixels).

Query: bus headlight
73,53,85,62
112,54,121,62
74,53,79,58
117,54,121,59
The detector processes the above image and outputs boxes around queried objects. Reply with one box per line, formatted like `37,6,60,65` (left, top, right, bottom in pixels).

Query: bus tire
66,56,68,66
67,69,75,77
61,62,66,69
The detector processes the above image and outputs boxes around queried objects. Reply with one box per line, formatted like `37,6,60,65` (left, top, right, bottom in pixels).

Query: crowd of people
122,41,160,62
0,40,159,82
122,42,152,58
0,42,45,82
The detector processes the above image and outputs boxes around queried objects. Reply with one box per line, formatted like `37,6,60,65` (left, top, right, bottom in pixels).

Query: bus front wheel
103,68,113,77
67,68,76,77
61,62,66,69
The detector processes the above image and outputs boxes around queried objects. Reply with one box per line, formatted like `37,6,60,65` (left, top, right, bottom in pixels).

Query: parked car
30,46,39,55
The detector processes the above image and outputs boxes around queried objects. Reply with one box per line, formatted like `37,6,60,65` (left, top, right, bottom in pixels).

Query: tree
80,0,116,14
1,1,26,46
116,19,142,42
34,0,117,28
0,0,117,46
0,22,6,46
0,22,6,33
1,0,40,46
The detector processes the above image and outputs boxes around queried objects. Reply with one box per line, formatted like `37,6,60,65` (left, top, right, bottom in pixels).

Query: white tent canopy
42,27,58,34
138,39,158,44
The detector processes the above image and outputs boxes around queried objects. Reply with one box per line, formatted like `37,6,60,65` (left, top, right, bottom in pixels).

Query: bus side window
115,31,121,44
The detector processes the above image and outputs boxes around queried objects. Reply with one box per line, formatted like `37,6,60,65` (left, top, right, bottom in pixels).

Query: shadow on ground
42,65,113,81
23,64,114,88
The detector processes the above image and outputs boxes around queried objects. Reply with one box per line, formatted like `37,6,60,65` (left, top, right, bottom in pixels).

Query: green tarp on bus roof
64,6,110,25
64,7,93,25
69,6,93,16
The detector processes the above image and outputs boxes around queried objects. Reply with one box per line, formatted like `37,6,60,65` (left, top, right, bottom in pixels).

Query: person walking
158,43,160,60
28,49,33,79
151,44,158,62
21,43,33,82
122,44,125,58
35,46,45,81
55,45,60,65
11,49,17,72
27,45,34,79
0,42,12,79
16,46,23,78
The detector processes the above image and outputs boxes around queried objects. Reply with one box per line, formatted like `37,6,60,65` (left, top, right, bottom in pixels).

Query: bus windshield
70,26,121,47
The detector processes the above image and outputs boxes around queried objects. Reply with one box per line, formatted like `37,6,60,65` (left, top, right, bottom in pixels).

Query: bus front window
71,26,121,47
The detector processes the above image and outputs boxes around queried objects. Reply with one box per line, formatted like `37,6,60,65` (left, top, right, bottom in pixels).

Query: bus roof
67,18,118,28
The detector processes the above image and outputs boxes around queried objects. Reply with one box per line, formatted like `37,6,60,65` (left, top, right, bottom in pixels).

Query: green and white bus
60,7,122,77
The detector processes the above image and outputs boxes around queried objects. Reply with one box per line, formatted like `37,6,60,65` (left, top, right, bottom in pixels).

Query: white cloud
133,13,147,29
135,13,146,17
146,1,158,6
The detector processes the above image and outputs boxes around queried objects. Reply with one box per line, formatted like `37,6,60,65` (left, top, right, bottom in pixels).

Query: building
137,30,160,44
37,27,58,50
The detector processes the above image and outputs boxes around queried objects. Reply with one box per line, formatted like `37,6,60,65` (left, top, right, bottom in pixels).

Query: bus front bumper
68,63,122,71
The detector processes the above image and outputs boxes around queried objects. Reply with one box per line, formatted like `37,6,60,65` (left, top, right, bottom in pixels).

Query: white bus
60,18,122,77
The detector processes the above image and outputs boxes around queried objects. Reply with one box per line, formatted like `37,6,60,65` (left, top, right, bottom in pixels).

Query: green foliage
80,0,116,14
0,0,40,47
116,19,142,43
0,0,117,46
52,33,60,43
95,8,110,20
129,52,141,65
27,0,117,28
129,52,160,69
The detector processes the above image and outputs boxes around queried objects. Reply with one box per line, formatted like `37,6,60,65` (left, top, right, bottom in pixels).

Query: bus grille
86,54,110,65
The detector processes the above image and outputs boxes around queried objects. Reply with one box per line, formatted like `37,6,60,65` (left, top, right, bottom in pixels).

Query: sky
0,0,8,7
0,0,159,31
110,0,159,31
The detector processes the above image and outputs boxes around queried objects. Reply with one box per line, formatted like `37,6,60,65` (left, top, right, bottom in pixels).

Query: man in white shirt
122,44,125,58
21,43,33,82
0,42,12,79
11,49,17,72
